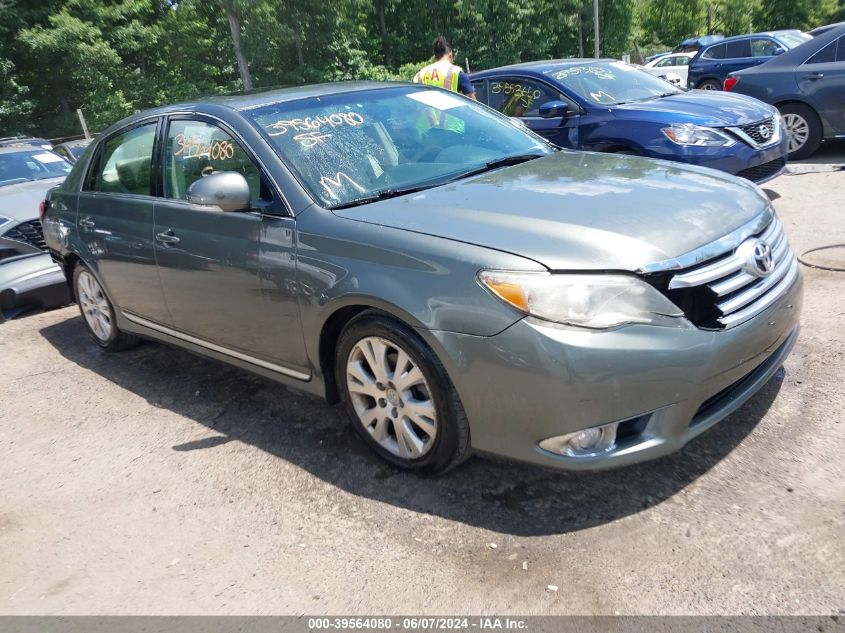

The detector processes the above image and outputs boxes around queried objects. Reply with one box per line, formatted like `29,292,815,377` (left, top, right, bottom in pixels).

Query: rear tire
779,103,822,160
697,78,722,91
73,263,140,352
336,311,471,475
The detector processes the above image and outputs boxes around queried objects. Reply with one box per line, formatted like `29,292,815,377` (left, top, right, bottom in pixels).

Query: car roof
732,24,845,71
473,59,620,76
809,21,845,36
94,81,422,136
170,80,402,112
57,139,93,147
707,30,805,45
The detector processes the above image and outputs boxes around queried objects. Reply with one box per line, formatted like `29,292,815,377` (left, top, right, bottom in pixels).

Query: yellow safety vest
413,60,462,92
412,60,465,135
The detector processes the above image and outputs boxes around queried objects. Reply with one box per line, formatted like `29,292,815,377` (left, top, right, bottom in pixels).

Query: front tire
779,103,822,160
73,263,140,352
336,311,471,474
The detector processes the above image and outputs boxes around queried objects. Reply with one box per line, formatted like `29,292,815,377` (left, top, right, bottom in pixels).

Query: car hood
0,177,65,223
333,151,768,272
613,90,775,125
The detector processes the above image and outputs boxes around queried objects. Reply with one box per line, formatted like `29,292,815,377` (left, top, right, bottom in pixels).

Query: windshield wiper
446,152,548,183
328,184,433,210
615,92,679,106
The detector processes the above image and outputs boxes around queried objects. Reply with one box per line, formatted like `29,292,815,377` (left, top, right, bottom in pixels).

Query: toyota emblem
736,238,775,278
758,124,772,140
751,240,774,276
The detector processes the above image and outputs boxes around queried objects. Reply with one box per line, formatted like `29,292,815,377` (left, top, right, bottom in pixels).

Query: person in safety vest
413,36,476,100
412,36,475,137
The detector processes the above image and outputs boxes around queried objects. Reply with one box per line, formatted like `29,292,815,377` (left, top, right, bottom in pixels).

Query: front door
153,116,309,374
484,76,581,148
76,120,171,324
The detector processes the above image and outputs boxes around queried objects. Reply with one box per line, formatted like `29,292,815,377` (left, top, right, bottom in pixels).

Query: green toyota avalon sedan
42,82,801,474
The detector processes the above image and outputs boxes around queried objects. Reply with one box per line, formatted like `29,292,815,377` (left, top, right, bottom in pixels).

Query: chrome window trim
638,207,774,274
122,311,311,381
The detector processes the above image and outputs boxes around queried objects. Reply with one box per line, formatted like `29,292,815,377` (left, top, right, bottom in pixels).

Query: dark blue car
471,60,789,184
687,30,811,90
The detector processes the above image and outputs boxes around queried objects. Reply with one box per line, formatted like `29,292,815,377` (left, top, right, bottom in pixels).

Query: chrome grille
727,116,780,149
3,219,46,251
667,215,798,329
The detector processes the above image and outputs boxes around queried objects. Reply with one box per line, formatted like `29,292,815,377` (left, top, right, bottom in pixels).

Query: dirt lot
1,155,843,615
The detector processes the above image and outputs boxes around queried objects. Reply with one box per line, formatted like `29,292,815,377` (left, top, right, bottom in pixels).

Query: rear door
153,115,308,374
721,39,755,77
76,119,171,324
798,35,845,134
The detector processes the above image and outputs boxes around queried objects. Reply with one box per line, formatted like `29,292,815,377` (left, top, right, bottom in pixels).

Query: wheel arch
317,299,428,404
696,76,723,89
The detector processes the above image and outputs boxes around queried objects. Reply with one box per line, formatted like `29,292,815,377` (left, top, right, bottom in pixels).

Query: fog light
539,422,618,457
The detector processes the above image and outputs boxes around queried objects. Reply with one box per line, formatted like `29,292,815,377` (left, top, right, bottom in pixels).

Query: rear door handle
155,230,181,246
79,217,95,230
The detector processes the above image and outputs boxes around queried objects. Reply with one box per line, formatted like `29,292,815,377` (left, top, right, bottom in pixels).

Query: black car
726,25,845,159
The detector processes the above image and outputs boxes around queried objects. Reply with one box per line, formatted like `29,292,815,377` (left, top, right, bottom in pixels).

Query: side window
678,56,692,65
471,80,487,103
725,40,751,58
751,38,781,57
655,57,674,68
805,39,837,64
84,123,157,195
703,44,726,59
164,120,271,206
488,77,565,117
838,36,845,62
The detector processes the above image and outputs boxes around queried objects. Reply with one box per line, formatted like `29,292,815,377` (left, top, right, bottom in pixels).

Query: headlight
661,123,736,147
478,270,686,329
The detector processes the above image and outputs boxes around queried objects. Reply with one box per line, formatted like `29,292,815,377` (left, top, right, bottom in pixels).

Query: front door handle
79,217,95,230
155,230,181,246
801,72,824,80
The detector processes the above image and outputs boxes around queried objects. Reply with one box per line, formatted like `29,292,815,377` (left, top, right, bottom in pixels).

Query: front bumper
644,133,789,183
427,271,802,471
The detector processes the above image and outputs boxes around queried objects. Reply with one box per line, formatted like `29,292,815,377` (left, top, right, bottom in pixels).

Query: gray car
0,146,73,318
43,82,802,474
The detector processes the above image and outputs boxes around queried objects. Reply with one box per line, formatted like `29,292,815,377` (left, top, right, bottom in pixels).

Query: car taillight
39,199,50,222
724,76,739,91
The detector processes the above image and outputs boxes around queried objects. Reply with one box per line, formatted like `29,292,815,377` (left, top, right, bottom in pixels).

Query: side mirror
773,47,785,56
539,100,570,118
187,171,251,213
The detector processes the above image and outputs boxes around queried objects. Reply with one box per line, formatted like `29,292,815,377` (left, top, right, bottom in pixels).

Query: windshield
545,61,683,105
0,150,72,187
778,32,812,48
246,85,552,207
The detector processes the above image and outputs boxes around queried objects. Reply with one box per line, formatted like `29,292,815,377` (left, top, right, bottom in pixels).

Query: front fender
294,206,545,373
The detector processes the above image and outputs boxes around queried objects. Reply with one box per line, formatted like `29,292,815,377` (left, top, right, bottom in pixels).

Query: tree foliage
0,0,840,138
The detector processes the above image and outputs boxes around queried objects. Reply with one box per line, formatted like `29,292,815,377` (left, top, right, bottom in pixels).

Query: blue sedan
471,59,789,184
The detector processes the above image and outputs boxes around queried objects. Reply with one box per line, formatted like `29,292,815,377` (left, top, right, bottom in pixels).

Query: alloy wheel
782,113,809,154
77,270,112,342
346,336,437,460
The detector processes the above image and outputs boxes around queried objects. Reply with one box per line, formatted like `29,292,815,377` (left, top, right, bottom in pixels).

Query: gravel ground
1,160,843,615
